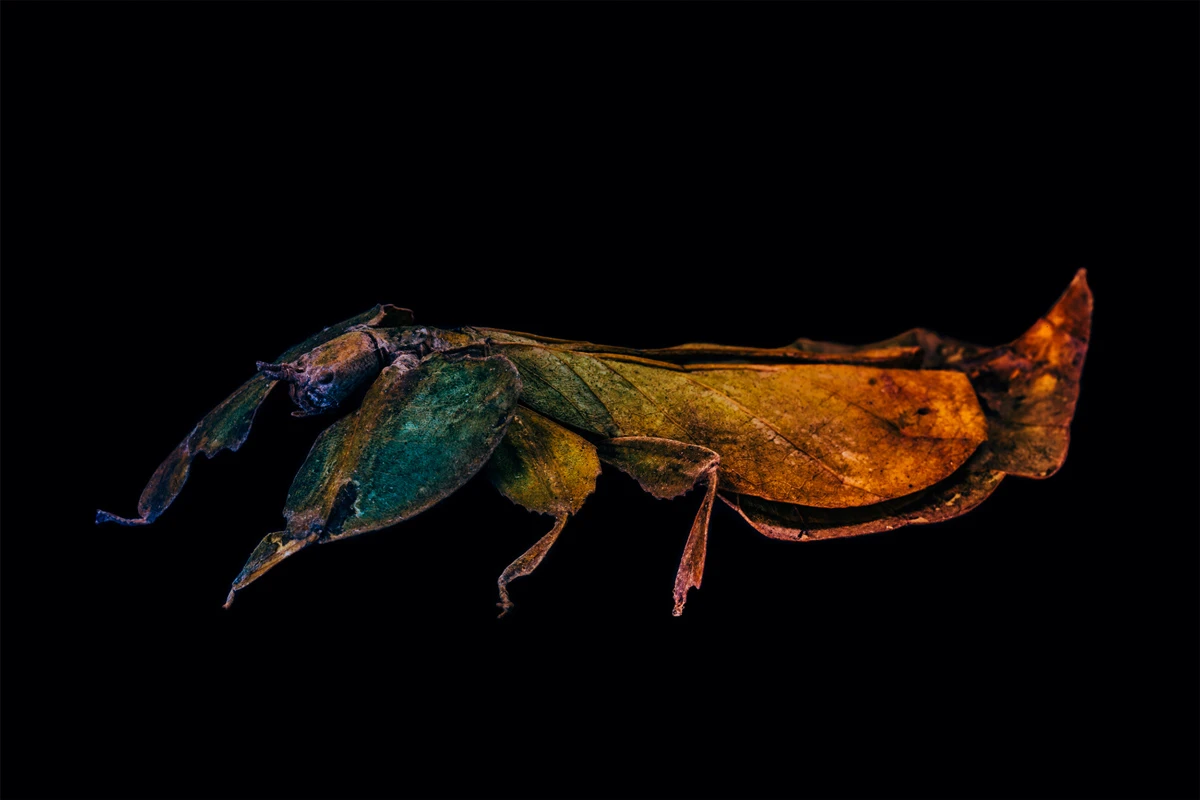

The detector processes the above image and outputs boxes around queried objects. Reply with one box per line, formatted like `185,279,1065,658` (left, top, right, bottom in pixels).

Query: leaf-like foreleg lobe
223,529,319,608
595,437,720,616
96,304,412,527
224,353,521,608
486,407,601,616
96,375,277,526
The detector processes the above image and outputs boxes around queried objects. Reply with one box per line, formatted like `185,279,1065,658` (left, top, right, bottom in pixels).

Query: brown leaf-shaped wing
722,270,1092,542
782,271,1092,478
957,270,1091,477
495,343,987,509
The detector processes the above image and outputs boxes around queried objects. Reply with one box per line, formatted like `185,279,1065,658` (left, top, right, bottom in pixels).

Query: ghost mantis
97,272,1092,616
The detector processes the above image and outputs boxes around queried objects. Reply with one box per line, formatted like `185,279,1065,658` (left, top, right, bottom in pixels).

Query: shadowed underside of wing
496,342,986,509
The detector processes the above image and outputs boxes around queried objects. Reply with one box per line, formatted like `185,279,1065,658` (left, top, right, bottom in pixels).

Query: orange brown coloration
723,270,1092,542
98,273,1091,616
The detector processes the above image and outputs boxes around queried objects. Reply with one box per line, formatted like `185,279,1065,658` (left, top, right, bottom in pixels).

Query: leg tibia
597,437,720,615
497,515,568,618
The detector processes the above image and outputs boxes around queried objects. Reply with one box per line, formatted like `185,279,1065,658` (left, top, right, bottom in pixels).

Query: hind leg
596,437,720,615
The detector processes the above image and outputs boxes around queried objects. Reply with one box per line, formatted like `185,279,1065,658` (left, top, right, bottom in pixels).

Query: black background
4,4,1197,800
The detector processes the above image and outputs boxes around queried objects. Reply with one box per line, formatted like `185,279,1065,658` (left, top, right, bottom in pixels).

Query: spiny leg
673,465,718,616
496,514,568,618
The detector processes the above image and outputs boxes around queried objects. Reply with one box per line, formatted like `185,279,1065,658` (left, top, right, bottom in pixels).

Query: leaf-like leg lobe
225,353,523,608
95,379,274,527
223,530,319,609
98,304,408,528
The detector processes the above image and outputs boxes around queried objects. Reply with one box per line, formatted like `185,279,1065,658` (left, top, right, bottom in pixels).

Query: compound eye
318,373,335,385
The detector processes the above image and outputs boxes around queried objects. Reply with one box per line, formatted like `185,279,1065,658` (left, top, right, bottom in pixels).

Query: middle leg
486,406,602,616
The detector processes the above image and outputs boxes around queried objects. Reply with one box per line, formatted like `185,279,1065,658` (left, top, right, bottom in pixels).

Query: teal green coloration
224,352,521,606
290,353,523,540
190,375,276,457
99,273,1092,615
284,414,356,526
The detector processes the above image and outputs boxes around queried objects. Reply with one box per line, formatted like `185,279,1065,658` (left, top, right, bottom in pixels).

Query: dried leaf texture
725,270,1092,540
224,353,521,603
289,353,521,540
492,349,986,508
488,407,601,516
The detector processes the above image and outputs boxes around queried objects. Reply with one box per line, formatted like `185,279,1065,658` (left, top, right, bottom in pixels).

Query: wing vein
678,372,868,492
589,358,698,444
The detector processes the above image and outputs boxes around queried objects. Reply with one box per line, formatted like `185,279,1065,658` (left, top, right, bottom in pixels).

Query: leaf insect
97,272,1092,616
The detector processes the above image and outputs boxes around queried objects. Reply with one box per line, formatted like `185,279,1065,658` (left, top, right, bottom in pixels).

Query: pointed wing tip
1046,269,1093,343
1069,268,1092,304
